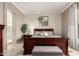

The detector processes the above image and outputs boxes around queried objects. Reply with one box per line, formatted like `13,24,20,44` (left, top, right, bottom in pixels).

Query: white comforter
32,35,61,38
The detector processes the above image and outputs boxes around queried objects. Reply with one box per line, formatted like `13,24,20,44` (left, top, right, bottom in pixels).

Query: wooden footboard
23,36,69,56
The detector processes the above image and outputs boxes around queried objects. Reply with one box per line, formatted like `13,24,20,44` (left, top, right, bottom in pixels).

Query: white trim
60,2,74,13
11,2,74,14
11,2,25,14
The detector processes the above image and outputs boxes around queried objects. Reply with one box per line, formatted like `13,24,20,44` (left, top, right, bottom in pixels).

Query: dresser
0,25,4,56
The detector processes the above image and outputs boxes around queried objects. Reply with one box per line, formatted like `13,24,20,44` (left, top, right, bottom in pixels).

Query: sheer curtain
12,12,17,44
6,9,12,46
68,3,78,50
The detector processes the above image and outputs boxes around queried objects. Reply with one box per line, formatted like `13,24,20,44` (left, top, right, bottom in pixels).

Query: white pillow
43,31,53,36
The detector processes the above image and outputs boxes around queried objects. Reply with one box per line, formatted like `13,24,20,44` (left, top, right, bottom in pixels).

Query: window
7,9,12,46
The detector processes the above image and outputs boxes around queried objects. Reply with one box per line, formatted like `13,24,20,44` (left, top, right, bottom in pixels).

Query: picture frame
39,16,48,26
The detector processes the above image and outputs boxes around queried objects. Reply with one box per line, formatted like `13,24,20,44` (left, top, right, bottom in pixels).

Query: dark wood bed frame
23,28,69,56
34,28,54,34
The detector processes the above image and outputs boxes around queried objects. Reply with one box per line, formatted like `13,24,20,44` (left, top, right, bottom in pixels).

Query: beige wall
77,4,79,24
62,8,69,38
24,14,62,35
0,2,4,24
77,3,79,39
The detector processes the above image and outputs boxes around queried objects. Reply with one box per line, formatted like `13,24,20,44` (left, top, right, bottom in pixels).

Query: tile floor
3,43,79,56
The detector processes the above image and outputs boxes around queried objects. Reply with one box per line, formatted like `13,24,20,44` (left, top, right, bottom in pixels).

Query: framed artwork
38,16,48,26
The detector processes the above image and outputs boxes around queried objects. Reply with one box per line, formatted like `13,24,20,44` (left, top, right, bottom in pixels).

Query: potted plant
21,24,28,35
21,24,32,38
17,24,28,43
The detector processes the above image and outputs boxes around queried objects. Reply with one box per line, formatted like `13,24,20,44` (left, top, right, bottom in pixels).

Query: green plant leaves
21,24,28,33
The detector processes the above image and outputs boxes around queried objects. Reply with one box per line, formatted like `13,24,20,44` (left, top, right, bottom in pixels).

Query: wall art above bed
37,16,48,26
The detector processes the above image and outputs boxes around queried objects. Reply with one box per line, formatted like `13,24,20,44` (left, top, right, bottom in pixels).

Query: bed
23,28,69,55
33,28,61,38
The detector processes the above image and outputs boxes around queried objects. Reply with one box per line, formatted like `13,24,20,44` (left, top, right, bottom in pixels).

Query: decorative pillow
34,31,43,36
43,31,53,36
34,31,53,36
44,32,49,36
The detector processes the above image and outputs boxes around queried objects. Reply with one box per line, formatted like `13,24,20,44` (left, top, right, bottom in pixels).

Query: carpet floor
3,43,79,56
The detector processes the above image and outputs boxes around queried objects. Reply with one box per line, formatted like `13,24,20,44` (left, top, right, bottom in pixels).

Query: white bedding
32,35,61,38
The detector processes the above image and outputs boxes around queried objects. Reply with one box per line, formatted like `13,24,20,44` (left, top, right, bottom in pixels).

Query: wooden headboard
34,28,54,35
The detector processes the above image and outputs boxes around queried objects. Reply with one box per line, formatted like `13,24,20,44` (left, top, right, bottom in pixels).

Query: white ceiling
13,2,71,14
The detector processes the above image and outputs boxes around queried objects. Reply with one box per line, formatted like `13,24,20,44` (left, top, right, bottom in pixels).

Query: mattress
32,46,63,56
